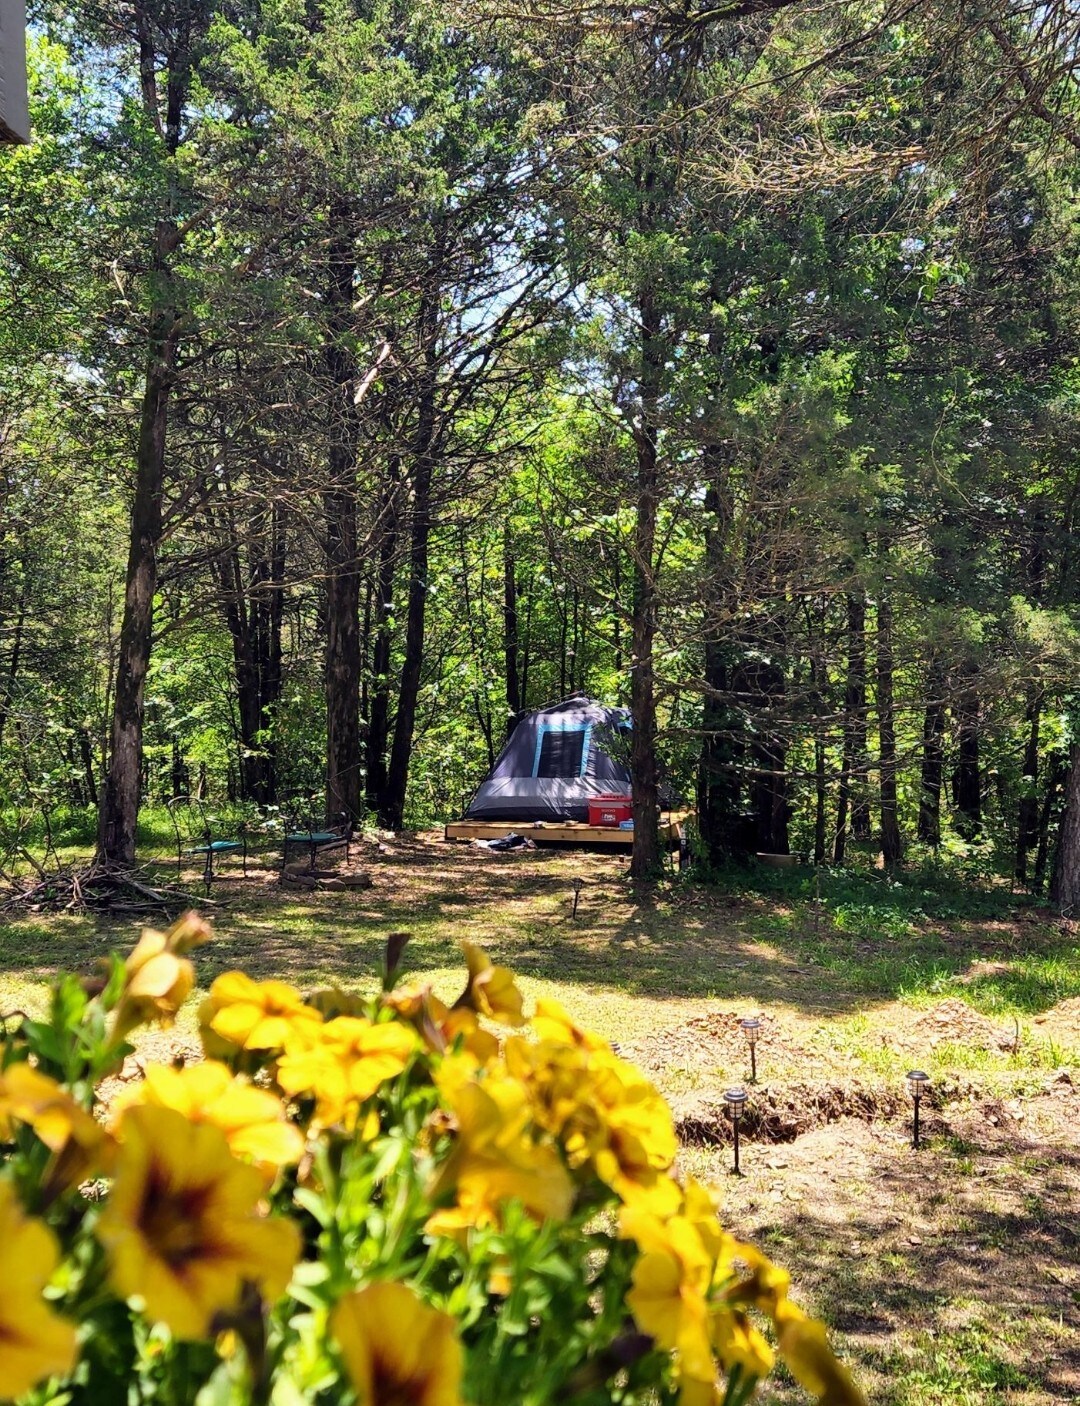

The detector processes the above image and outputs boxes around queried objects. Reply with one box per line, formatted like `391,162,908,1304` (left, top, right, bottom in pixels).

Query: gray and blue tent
464,695,632,823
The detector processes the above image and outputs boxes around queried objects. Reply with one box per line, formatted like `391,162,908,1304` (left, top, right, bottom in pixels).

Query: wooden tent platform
444,813,692,849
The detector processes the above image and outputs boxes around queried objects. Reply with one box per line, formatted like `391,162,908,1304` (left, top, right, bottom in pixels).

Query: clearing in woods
0,833,1077,1405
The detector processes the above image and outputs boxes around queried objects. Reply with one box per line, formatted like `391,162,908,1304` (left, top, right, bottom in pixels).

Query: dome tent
464,695,631,824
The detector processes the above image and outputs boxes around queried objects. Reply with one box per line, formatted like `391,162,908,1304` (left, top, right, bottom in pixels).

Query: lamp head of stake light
740,1017,761,1046
724,1087,748,1114
907,1070,930,1098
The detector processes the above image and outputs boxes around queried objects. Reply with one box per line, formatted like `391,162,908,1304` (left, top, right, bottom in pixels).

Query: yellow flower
723,1237,792,1317
427,1064,573,1236
163,911,214,955
584,1052,678,1209
504,1036,591,1150
503,1034,677,1212
773,1301,867,1406
0,1180,78,1396
113,1061,304,1180
306,985,367,1019
531,998,609,1051
455,943,525,1026
385,986,500,1064
112,916,208,1041
276,1016,417,1130
0,1061,113,1194
97,1104,299,1339
710,1307,774,1380
200,972,323,1057
621,1209,717,1382
673,1370,719,1406
331,1282,462,1406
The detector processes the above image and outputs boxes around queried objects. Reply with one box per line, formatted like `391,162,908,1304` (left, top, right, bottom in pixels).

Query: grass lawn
1,830,1077,1404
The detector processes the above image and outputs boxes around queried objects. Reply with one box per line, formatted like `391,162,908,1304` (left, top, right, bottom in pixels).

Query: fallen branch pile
1,864,215,915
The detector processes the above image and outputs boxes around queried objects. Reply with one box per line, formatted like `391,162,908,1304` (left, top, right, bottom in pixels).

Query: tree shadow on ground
708,1110,1080,1404
0,835,1076,1023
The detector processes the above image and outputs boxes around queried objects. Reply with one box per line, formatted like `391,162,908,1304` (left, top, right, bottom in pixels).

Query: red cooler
588,794,633,827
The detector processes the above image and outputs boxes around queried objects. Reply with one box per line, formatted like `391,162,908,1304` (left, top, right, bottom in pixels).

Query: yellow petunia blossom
111,915,209,1042
306,985,368,1019
773,1301,868,1406
385,985,500,1064
0,1060,113,1194
672,1369,720,1406
455,943,525,1026
531,997,609,1052
96,1104,299,1339
113,1061,304,1180
331,1282,462,1406
504,1036,593,1150
199,971,323,1058
275,1016,417,1130
503,1033,678,1213
710,1307,774,1380
621,1209,717,1383
0,1179,78,1397
427,1064,573,1236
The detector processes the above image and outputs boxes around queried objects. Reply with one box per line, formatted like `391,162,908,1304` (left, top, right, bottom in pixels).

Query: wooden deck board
444,813,691,848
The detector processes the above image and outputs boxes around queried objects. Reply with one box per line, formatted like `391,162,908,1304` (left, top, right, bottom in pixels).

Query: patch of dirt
673,1079,908,1145
908,996,1018,1051
621,1008,806,1080
1035,995,1080,1048
689,1085,1080,1403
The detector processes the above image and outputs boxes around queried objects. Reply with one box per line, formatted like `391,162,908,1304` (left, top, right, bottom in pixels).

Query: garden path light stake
740,1018,760,1083
724,1087,747,1174
907,1070,929,1149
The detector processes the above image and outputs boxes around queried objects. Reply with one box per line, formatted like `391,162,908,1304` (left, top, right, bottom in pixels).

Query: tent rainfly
464,695,631,824
0,0,29,145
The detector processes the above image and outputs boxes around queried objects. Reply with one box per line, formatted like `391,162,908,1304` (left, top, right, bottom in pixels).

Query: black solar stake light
571,877,584,921
724,1087,748,1174
740,1018,761,1083
907,1070,930,1149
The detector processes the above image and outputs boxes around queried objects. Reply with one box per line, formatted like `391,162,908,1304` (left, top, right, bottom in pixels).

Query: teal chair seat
287,830,339,844
168,796,248,891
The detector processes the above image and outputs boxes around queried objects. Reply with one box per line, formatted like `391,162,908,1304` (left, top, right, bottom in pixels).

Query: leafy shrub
0,917,864,1406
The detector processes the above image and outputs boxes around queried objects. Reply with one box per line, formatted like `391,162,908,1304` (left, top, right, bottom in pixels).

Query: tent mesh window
534,726,588,778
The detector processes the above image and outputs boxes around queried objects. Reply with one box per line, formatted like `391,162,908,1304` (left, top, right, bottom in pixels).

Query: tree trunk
217,501,285,807
380,283,439,832
849,594,871,838
953,678,981,836
323,214,364,828
746,657,789,855
1050,742,1080,911
698,478,742,866
0,590,26,752
812,700,826,864
629,288,662,878
79,728,99,807
877,592,902,869
96,4,198,864
1035,756,1066,893
503,527,522,736
917,654,945,845
365,457,401,810
834,591,868,861
1015,687,1041,882
96,303,177,865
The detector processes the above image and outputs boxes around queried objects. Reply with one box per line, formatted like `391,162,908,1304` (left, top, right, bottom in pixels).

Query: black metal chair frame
280,799,352,876
166,796,248,891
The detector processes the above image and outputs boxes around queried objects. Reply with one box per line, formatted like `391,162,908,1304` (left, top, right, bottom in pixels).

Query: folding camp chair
167,796,248,891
